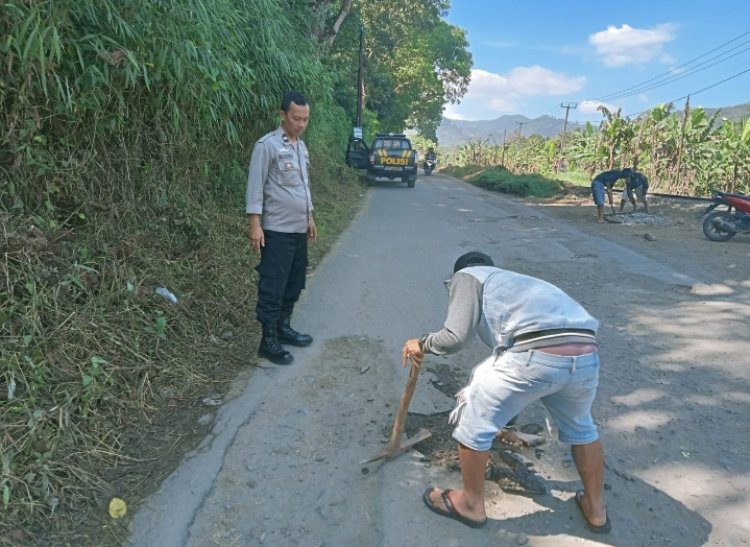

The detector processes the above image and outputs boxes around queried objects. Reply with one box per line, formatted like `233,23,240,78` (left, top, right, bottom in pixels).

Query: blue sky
442,1,750,122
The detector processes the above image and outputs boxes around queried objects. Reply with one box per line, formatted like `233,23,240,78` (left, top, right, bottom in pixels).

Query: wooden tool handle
384,362,420,452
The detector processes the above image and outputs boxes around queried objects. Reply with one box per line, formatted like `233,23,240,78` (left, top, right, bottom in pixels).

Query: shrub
443,165,564,198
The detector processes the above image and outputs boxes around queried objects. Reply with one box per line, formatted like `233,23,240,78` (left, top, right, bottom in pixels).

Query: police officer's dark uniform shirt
246,127,313,233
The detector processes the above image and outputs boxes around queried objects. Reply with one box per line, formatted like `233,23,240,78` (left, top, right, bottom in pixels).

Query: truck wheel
366,174,375,187
407,176,416,188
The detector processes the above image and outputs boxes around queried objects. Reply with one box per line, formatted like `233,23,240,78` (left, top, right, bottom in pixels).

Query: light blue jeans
591,179,606,206
451,349,600,451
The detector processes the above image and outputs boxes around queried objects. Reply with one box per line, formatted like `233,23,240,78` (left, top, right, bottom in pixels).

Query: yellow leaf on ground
109,497,127,519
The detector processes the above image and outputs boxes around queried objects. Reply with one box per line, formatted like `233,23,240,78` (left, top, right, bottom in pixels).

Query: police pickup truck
346,133,418,188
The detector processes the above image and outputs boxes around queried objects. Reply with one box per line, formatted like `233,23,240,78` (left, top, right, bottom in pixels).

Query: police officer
246,91,317,365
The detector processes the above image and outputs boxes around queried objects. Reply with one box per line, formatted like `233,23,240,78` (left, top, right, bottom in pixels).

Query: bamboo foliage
1,1,475,539
0,0,352,536
1,0,337,210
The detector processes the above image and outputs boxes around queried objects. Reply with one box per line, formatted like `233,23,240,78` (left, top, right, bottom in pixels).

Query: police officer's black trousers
255,230,308,325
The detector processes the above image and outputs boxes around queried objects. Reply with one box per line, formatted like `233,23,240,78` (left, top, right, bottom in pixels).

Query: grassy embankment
1,2,373,544
440,164,584,198
1,148,366,546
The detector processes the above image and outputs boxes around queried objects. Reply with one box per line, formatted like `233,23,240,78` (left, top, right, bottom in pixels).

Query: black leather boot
278,316,313,347
258,322,293,365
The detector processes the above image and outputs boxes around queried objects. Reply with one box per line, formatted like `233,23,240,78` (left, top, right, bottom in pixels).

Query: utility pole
515,121,526,139
501,128,507,166
558,102,577,172
673,95,690,191
354,25,364,132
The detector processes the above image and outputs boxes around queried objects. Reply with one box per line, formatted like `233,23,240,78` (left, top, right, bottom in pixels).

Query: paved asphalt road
126,173,732,547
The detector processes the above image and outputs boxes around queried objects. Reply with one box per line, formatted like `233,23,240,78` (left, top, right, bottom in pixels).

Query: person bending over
591,168,629,223
403,251,610,533
620,170,650,214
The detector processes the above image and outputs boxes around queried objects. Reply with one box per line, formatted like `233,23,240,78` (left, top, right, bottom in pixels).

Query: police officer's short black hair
281,91,308,112
453,251,494,273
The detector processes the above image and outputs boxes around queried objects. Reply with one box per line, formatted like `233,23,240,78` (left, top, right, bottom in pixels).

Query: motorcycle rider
424,147,437,173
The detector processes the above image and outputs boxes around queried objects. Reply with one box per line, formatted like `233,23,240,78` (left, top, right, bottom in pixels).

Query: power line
598,43,750,102
667,66,750,105
541,103,563,117
593,29,750,102
629,65,750,119
550,106,565,118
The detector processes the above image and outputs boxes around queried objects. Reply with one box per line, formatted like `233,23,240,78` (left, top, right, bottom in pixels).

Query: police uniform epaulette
255,129,280,145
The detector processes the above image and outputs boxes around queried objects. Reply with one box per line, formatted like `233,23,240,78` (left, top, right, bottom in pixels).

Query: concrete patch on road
690,283,734,296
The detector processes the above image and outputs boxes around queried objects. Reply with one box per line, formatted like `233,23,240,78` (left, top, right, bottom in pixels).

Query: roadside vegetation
441,165,564,198
445,104,750,196
0,1,470,544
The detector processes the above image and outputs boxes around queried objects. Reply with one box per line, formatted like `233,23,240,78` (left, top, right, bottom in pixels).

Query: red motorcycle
702,191,750,241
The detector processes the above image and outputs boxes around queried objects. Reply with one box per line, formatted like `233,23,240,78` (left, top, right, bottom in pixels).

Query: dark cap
453,251,494,273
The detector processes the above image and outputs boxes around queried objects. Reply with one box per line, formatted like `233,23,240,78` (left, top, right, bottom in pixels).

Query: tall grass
1,0,364,543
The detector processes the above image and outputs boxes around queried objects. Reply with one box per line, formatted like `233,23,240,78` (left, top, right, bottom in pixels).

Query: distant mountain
701,102,750,122
437,102,750,150
437,115,585,149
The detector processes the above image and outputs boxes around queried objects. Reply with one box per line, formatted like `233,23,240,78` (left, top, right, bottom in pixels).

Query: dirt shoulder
526,187,750,287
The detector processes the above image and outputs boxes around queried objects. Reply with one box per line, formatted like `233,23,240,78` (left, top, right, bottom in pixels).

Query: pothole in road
405,363,549,495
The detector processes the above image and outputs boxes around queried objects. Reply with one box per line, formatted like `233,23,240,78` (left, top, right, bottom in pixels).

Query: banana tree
567,122,600,177
709,117,750,194
676,107,719,194
597,105,636,169
514,135,550,173
636,104,682,190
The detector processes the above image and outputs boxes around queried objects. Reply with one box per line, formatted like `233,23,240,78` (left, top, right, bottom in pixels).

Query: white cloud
589,23,676,68
578,99,618,115
444,67,586,120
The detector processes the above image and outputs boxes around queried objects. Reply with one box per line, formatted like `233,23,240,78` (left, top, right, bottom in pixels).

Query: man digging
402,251,610,533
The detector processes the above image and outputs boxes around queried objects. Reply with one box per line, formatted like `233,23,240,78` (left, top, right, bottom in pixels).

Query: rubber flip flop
575,490,611,534
422,487,487,529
